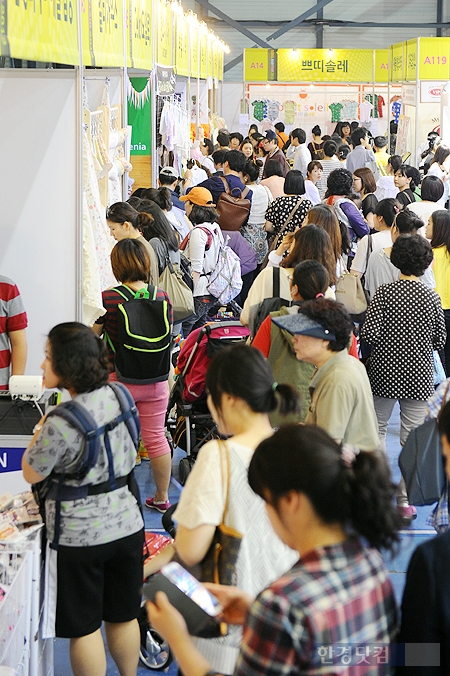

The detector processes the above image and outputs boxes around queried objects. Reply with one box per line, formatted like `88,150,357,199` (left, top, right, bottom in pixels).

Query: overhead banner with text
127,0,152,70
4,0,79,63
277,49,374,82
82,0,125,66
156,0,173,66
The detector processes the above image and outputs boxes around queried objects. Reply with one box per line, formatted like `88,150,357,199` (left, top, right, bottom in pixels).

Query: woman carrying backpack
22,322,144,676
94,239,173,513
180,187,224,333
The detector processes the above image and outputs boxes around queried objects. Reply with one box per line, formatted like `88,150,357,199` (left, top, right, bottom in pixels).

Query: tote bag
335,272,368,316
159,257,195,323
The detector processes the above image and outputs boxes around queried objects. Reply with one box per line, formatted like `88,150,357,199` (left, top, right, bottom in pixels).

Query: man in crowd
261,130,288,179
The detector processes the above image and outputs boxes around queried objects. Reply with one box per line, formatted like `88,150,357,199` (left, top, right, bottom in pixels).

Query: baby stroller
167,319,250,484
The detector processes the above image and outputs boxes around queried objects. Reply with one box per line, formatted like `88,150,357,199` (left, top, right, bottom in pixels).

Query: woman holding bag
264,170,312,250
145,345,299,675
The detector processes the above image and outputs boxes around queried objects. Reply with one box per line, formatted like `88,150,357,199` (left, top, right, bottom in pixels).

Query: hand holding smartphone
143,562,225,638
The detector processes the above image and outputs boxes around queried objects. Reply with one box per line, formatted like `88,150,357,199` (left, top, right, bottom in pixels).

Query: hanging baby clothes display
240,98,249,114
364,94,385,119
377,95,385,117
359,100,373,123
329,102,343,123
284,100,296,125
82,126,116,324
392,99,402,124
159,99,190,175
266,100,281,121
252,100,267,122
341,100,358,120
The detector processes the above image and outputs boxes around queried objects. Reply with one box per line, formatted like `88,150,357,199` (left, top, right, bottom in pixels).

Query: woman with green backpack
94,238,173,513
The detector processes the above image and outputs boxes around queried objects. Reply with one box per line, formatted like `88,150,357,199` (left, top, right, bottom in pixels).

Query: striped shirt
235,539,397,676
0,276,28,389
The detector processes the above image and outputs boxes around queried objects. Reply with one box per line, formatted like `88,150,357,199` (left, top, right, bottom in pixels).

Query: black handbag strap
273,266,280,297
278,198,303,239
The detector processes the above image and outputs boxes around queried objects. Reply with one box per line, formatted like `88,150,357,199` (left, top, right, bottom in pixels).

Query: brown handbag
200,440,243,586
216,176,251,231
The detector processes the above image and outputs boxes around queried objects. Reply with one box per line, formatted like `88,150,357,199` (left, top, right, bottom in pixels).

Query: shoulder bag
216,177,251,231
261,198,304,270
335,272,368,317
200,439,243,586
158,244,195,323
399,382,450,506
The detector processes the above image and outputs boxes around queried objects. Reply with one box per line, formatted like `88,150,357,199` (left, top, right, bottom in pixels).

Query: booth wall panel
0,71,78,377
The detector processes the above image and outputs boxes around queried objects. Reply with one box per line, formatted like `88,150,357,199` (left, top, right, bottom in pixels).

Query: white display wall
0,70,80,376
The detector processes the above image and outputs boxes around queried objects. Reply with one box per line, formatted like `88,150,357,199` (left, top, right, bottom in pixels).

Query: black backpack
251,267,291,339
107,284,172,384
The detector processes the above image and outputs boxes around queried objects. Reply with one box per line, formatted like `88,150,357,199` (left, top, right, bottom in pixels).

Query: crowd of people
5,120,450,675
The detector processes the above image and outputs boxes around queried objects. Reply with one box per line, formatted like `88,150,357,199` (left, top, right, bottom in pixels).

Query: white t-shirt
408,201,445,237
173,439,297,674
293,144,312,175
375,176,397,201
304,179,321,205
351,230,393,275
248,184,272,225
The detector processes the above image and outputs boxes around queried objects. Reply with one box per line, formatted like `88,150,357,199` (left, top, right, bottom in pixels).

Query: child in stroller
167,319,250,485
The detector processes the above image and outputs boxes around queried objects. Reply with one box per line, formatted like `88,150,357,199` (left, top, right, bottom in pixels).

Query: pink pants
110,374,170,459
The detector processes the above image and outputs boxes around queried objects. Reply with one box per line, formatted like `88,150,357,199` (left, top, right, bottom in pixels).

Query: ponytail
206,345,301,418
248,425,401,554
344,451,401,552
272,382,301,417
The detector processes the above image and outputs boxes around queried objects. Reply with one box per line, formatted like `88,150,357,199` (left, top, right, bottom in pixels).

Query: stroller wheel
138,602,173,670
140,628,173,670
179,456,195,485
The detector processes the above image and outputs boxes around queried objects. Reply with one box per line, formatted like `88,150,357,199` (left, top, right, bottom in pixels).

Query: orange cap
180,187,216,207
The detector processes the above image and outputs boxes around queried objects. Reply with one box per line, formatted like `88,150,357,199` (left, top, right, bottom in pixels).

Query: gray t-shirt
25,386,143,547
365,248,435,300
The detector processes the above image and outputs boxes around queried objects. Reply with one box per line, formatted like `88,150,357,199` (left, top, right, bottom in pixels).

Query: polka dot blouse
361,280,446,400
265,195,312,249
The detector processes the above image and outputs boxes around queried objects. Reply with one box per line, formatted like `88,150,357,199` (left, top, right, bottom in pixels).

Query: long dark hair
283,224,336,286
292,260,329,300
430,209,450,255
48,323,109,394
248,425,401,553
206,345,300,419
134,201,178,252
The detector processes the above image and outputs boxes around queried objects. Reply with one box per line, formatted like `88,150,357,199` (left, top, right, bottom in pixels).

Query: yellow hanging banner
127,0,152,70
374,49,388,83
200,32,207,79
82,0,125,66
405,39,417,81
419,37,450,80
156,0,173,66
190,23,199,78
244,48,269,81
390,42,405,82
174,11,188,76
207,37,213,79
219,48,224,80
277,48,373,82
6,0,79,64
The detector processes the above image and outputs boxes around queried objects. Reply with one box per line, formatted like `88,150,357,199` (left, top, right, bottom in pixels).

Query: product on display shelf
392,99,402,124
329,102,343,123
340,100,359,120
266,100,281,121
358,100,373,124
284,100,297,125
364,93,385,119
251,100,267,122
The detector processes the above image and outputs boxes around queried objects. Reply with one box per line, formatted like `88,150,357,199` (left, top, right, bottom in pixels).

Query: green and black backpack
106,284,172,384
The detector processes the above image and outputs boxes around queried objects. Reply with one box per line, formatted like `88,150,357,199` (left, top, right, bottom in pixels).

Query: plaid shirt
425,377,450,532
235,539,397,676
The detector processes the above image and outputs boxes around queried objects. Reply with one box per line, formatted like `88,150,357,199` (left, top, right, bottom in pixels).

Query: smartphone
161,562,222,616
143,562,225,638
